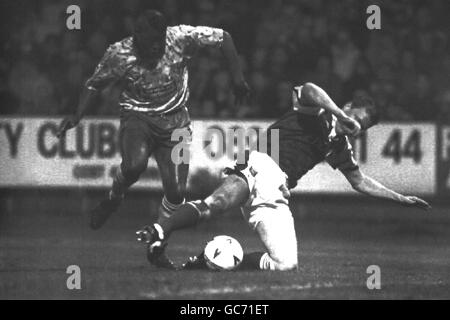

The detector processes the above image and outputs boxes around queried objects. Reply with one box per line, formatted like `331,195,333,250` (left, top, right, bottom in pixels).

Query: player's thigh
255,207,298,265
119,115,153,173
205,174,250,214
154,145,189,203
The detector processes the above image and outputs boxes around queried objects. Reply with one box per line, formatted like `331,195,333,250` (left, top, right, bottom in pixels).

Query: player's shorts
224,151,290,230
119,106,192,149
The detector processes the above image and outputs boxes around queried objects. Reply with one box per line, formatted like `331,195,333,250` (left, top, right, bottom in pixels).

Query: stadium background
0,0,449,299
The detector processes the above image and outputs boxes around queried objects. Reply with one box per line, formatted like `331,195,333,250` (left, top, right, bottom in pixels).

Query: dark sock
159,201,207,236
239,252,264,270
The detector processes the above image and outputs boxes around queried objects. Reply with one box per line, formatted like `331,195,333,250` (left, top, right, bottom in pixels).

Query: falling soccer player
136,82,431,271
56,10,249,264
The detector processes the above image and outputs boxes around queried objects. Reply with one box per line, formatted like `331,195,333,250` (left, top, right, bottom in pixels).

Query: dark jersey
267,110,358,189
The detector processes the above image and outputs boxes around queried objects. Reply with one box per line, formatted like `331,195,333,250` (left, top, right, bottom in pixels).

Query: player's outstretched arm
220,31,250,105
57,43,124,138
301,82,361,135
342,168,431,210
57,87,98,138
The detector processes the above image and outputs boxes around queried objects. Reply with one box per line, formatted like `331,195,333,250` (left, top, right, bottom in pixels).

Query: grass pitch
1,195,449,299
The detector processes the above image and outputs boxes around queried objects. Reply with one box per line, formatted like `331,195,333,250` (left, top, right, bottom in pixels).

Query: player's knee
121,160,147,180
205,193,229,216
274,249,298,271
164,186,185,205
275,259,298,271
261,253,298,271
270,253,297,271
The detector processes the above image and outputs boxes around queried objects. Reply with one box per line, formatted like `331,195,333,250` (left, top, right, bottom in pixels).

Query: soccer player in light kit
137,82,431,271
56,9,249,264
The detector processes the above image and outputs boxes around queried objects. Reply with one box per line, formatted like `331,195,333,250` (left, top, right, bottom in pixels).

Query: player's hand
232,78,250,106
403,196,431,210
279,184,291,199
57,115,80,139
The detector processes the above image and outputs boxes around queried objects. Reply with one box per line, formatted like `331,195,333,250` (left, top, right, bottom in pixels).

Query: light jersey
266,85,359,189
85,25,224,114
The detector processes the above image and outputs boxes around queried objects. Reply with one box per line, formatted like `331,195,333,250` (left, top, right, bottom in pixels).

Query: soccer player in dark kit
136,82,431,271
57,11,249,244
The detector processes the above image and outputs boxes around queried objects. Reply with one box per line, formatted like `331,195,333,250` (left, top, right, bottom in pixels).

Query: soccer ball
203,235,244,271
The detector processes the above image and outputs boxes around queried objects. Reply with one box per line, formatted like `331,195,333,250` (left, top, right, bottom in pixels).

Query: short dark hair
350,95,379,129
134,10,167,34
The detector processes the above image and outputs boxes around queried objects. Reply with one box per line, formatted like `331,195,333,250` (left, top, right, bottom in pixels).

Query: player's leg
240,206,298,271
181,151,297,271
113,127,152,196
182,205,298,271
90,113,152,229
154,144,189,227
137,173,249,269
166,173,249,235
137,174,249,243
135,142,189,269
144,107,193,227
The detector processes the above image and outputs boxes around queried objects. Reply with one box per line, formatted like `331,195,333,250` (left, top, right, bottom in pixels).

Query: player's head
336,95,379,137
133,10,167,63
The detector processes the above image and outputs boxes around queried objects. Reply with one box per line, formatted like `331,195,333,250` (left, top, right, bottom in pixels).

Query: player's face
134,27,166,63
336,105,371,137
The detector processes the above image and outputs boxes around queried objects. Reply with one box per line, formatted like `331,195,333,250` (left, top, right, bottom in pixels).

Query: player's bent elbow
221,30,231,45
302,82,318,93
300,82,320,102
302,82,317,89
223,30,232,39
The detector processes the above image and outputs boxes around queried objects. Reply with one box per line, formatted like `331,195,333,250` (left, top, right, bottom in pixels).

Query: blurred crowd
1,0,449,121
